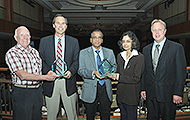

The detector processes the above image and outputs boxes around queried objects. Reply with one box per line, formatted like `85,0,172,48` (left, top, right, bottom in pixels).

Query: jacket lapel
156,39,169,71
87,47,97,69
102,47,107,60
149,43,154,73
64,35,67,63
52,35,56,61
158,39,169,62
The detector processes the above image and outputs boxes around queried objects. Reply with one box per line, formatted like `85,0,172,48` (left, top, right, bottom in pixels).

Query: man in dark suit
78,29,116,120
141,19,186,120
39,14,79,120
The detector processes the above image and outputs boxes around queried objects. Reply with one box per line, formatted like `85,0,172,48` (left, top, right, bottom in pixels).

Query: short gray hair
14,26,30,36
90,29,104,38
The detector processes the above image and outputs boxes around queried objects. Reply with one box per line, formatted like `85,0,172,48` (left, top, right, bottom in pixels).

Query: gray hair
14,26,30,36
118,31,140,51
151,19,166,32
52,14,68,25
90,29,104,38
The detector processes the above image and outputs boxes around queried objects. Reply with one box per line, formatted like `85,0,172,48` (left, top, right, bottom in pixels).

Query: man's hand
46,70,59,81
173,95,182,104
141,91,146,100
93,71,106,79
63,71,72,79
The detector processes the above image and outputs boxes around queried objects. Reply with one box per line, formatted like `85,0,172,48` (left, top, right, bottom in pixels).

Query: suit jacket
116,52,144,105
39,35,79,97
78,46,116,103
141,39,186,102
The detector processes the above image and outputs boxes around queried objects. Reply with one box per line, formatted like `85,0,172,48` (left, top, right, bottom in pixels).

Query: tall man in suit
141,19,187,120
39,14,79,120
78,29,116,120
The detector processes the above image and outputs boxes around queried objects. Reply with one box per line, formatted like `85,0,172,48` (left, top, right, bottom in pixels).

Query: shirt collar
153,37,166,47
121,49,139,61
55,34,65,42
17,43,32,52
91,46,102,53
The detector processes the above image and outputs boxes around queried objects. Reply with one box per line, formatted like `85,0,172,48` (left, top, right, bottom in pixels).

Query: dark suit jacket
116,52,144,105
39,35,79,97
141,39,186,102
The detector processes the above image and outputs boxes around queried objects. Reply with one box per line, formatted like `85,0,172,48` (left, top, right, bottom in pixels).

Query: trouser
12,86,43,120
118,102,137,120
147,98,176,120
84,83,111,120
45,78,78,120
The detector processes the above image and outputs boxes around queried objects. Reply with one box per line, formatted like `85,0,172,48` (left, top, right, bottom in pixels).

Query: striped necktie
56,38,63,75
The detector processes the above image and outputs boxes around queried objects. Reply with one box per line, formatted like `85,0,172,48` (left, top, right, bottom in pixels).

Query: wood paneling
167,21,190,35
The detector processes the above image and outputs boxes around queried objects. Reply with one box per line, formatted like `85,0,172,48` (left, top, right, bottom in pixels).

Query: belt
14,84,41,88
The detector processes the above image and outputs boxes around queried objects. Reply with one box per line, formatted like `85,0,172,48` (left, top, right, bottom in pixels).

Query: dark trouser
147,98,176,120
118,103,137,120
12,86,43,120
84,83,111,120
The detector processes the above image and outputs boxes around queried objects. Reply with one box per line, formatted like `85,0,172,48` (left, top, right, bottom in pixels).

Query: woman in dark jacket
110,31,144,120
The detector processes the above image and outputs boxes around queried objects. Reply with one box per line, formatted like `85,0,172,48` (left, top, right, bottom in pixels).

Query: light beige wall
12,0,41,29
157,0,186,26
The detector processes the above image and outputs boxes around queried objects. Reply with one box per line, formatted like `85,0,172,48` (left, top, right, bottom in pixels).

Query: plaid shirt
5,44,42,85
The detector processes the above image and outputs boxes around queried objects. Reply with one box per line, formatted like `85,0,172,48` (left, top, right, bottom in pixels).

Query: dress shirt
5,44,41,85
55,35,65,61
152,37,166,59
92,46,104,70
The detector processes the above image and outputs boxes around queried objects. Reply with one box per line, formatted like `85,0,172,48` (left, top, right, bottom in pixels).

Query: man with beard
39,14,79,120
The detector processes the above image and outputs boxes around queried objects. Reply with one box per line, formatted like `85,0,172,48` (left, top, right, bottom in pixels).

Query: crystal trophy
52,58,67,77
98,59,115,77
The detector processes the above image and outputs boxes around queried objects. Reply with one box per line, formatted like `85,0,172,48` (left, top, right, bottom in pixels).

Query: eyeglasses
92,36,102,40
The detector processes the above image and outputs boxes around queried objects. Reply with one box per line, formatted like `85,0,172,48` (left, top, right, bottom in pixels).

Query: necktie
56,38,63,75
96,50,104,85
153,44,160,73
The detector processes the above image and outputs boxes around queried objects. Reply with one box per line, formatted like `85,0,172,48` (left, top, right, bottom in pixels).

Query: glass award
52,58,67,77
98,59,115,77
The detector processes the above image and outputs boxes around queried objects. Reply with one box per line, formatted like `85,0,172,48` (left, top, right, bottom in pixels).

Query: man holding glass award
78,29,116,120
39,14,79,120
